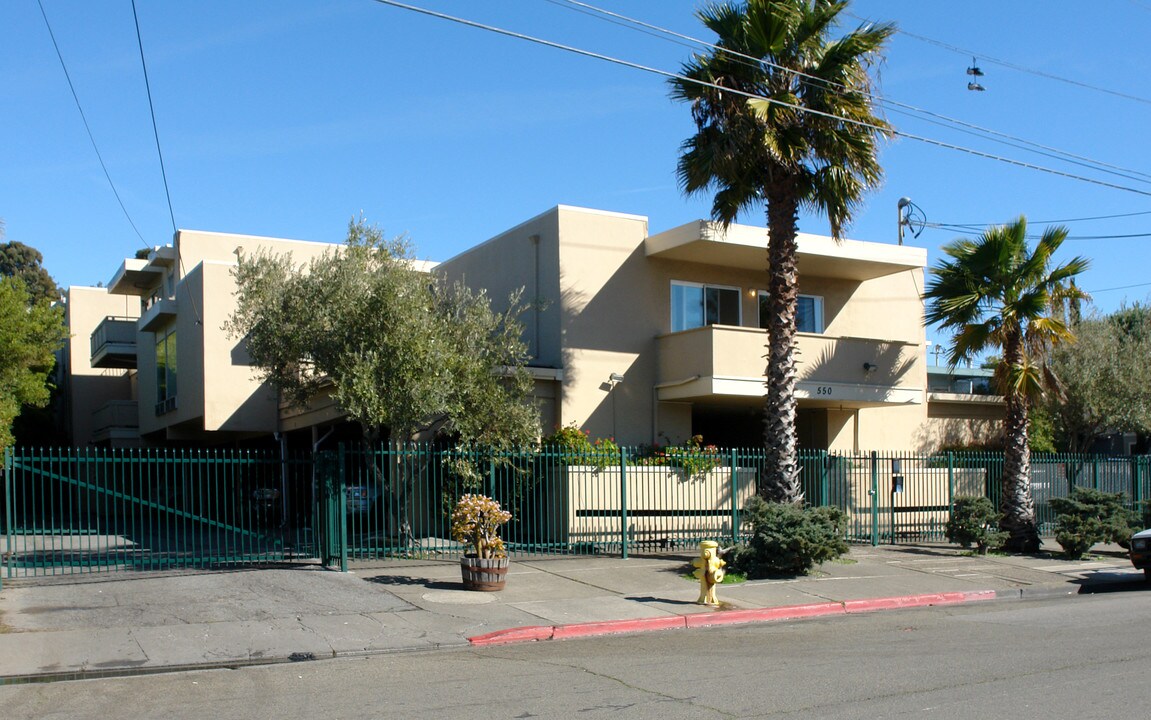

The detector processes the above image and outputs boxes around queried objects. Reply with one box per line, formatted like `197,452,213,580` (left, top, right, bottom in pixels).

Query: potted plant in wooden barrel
451,493,512,591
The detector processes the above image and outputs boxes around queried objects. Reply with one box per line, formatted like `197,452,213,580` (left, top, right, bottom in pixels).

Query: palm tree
924,217,1089,552
670,0,893,502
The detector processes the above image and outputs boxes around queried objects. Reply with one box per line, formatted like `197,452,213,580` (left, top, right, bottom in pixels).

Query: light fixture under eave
863,362,878,373
609,372,625,384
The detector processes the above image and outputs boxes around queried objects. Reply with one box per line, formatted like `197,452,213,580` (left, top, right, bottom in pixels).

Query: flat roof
645,220,927,281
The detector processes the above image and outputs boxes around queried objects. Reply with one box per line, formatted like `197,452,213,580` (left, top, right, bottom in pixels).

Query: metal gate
2,447,329,585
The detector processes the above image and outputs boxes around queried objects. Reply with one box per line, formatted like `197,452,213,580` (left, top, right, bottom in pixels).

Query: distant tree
1045,304,1151,452
925,217,1089,553
227,217,539,449
669,0,893,503
0,225,60,304
0,277,68,453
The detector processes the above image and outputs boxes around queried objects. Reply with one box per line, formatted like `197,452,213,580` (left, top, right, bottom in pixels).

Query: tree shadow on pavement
362,575,459,591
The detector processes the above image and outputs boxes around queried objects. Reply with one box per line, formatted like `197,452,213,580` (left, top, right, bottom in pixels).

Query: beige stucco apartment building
437,205,1000,452
67,230,340,446
61,207,1002,451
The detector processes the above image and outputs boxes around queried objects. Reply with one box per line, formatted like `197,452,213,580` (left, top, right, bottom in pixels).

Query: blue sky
4,1,1150,353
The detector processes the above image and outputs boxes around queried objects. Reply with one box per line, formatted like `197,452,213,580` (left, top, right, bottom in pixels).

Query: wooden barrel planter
460,555,509,591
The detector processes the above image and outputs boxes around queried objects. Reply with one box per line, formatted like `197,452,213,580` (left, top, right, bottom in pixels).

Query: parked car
1129,528,1151,579
345,485,380,515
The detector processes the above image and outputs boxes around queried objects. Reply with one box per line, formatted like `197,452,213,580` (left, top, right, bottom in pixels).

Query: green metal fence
6,445,1151,583
2,447,318,584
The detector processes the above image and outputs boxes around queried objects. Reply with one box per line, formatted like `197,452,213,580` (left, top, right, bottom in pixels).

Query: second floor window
155,326,177,413
671,282,740,332
759,292,824,333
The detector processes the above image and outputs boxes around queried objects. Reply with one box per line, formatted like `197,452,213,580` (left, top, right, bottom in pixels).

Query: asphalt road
4,587,1150,719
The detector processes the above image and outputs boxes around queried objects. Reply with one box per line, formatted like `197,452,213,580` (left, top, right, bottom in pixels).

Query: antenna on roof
897,197,926,245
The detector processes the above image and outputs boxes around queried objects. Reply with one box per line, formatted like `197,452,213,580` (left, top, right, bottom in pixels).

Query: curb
467,590,997,647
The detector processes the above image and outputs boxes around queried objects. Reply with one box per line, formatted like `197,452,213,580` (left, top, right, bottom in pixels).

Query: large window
671,282,741,332
759,292,824,333
155,326,177,415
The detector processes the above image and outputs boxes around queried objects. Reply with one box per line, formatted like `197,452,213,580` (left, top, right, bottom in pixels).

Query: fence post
730,449,739,546
947,451,955,514
1093,456,1100,491
620,446,628,560
870,451,879,547
337,443,348,572
889,454,897,546
1134,456,1144,508
2,447,12,589
819,450,830,510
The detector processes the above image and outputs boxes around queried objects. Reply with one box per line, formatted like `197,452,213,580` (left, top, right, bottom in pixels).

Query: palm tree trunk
1000,336,1040,552
761,186,802,503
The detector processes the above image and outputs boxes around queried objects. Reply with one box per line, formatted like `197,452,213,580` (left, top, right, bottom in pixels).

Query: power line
131,0,202,327
925,221,1151,242
939,209,1151,226
846,11,1151,107
1088,281,1151,294
131,0,176,236
36,0,148,248
371,0,1151,199
553,0,1151,186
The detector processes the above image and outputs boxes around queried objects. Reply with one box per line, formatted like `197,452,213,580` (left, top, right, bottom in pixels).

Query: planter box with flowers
451,493,512,591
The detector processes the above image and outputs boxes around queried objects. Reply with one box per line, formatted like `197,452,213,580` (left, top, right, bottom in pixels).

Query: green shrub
945,496,1007,554
729,497,849,577
633,435,722,478
541,423,612,469
1049,488,1139,559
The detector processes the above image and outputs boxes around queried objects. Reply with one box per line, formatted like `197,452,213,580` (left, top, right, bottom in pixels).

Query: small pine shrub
1049,488,1139,559
729,497,848,578
945,496,1007,554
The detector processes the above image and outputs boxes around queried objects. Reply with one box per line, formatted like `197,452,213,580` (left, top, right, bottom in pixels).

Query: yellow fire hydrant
692,540,726,606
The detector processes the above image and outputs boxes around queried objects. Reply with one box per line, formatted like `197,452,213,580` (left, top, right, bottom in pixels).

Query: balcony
138,295,178,332
90,316,138,368
91,400,139,444
656,325,923,407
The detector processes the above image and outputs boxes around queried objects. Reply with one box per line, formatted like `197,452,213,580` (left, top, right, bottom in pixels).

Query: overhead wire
131,0,176,236
130,0,202,325
849,13,1151,107
36,0,148,249
550,0,1151,186
371,0,1151,199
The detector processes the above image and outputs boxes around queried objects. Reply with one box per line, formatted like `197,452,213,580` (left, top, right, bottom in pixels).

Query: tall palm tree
670,0,893,502
925,217,1089,552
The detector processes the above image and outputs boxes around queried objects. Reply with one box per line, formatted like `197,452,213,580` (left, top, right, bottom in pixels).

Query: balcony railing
139,296,178,332
90,316,138,368
657,325,923,405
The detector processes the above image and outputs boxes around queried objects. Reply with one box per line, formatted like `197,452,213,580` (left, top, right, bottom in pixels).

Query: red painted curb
843,590,997,614
684,601,846,628
468,625,554,646
551,615,687,640
466,590,999,646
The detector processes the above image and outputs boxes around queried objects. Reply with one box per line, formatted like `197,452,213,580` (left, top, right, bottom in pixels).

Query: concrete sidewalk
0,542,1146,682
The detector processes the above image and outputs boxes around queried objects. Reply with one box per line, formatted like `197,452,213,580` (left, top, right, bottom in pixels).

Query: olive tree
228,217,538,448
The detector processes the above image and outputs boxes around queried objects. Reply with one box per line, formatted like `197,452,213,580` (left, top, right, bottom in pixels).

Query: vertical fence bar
1135,456,1144,508
947,451,955,516
730,449,739,546
870,451,879,547
619,446,628,560
2,447,11,588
